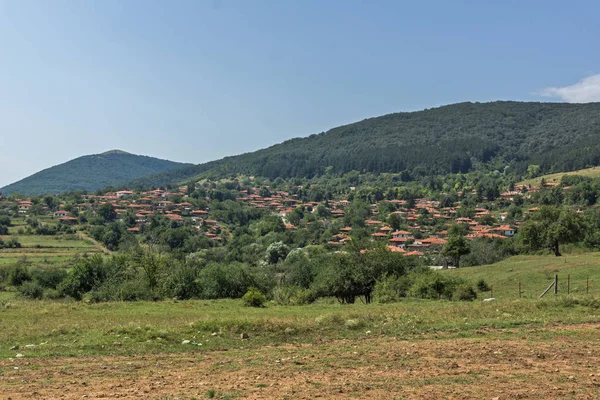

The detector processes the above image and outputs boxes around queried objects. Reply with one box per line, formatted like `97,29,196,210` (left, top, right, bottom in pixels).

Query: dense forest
1,150,190,195
131,101,600,188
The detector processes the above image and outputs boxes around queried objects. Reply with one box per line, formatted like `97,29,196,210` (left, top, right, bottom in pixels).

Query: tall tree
518,206,584,256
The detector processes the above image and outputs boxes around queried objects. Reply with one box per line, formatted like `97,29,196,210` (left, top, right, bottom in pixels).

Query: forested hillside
132,101,600,188
1,150,190,195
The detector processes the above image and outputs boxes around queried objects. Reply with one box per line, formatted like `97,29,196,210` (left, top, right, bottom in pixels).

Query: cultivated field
0,218,105,268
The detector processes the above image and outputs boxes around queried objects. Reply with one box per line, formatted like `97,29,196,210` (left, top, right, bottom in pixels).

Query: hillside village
1,178,569,260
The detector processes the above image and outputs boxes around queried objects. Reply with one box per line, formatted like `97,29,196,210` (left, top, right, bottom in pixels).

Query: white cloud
539,74,600,103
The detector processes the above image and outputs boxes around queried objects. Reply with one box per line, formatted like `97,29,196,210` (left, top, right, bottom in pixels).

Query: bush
242,287,266,307
410,273,455,300
58,254,109,300
8,264,32,286
273,286,317,305
32,268,68,289
373,274,414,303
409,272,473,301
43,288,62,300
0,238,22,249
197,263,257,299
476,279,491,292
19,281,44,299
162,263,201,300
453,284,477,301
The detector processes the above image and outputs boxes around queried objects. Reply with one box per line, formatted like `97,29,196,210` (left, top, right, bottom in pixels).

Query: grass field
445,253,600,299
1,245,600,398
518,166,600,186
0,228,104,268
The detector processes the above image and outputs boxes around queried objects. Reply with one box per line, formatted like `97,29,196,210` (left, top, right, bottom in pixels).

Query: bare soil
2,323,600,400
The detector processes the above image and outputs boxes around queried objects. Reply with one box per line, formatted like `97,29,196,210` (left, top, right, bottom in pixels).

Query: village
0,178,560,259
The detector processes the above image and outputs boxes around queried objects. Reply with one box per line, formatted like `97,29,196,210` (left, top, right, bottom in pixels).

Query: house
391,230,411,239
388,237,409,248
53,210,69,217
491,225,516,237
371,232,388,239
18,201,32,213
58,216,78,225
115,190,134,198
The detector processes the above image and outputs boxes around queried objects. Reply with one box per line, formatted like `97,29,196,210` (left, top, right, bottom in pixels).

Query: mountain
1,150,191,195
130,101,600,187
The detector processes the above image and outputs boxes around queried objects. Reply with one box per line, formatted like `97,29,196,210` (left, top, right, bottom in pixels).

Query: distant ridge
130,101,600,188
100,149,132,155
1,150,190,195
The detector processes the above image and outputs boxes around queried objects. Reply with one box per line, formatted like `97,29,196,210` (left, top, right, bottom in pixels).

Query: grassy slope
445,253,600,299
518,166,600,186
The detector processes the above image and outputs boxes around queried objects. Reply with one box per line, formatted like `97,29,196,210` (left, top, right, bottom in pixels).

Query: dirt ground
2,323,600,400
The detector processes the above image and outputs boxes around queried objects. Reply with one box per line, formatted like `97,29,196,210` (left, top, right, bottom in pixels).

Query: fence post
554,275,558,295
519,282,522,298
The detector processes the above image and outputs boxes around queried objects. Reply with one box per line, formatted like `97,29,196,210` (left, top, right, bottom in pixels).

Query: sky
1,0,600,188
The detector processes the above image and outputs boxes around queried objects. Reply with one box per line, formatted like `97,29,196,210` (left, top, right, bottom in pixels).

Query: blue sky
1,0,599,188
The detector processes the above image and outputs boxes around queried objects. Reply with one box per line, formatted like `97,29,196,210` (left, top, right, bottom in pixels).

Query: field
446,253,600,299
1,240,600,398
518,166,600,186
0,217,106,268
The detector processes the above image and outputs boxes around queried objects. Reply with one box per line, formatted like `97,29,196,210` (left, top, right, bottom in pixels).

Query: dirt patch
2,323,600,399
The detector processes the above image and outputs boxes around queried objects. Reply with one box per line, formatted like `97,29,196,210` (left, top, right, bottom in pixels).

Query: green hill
131,101,600,187
1,150,190,195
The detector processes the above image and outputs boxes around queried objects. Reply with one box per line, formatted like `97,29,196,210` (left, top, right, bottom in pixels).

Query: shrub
8,264,32,286
410,272,472,301
453,284,477,301
43,288,62,300
476,279,491,292
197,263,257,299
373,274,414,303
162,263,201,300
19,281,44,299
32,268,68,289
58,254,109,300
273,286,317,305
410,273,454,300
242,287,266,307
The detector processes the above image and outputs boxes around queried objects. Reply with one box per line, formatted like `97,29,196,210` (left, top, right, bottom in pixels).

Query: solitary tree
518,206,584,256
442,235,470,268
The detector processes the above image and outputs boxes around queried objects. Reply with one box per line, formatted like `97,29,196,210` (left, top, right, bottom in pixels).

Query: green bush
410,272,471,301
43,288,63,300
373,274,414,303
242,287,266,307
197,263,257,299
476,278,491,292
162,263,201,300
273,286,317,305
19,281,44,299
453,284,477,301
32,268,68,289
58,254,109,300
8,264,32,286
